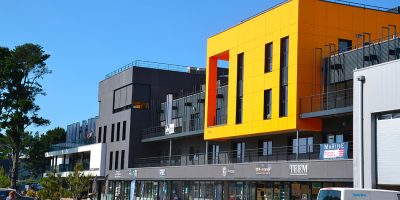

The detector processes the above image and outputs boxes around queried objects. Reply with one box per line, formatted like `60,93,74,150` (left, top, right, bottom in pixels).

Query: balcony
50,138,96,151
134,143,353,168
300,89,353,118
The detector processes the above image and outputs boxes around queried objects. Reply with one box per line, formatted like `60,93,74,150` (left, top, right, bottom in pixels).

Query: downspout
357,75,365,188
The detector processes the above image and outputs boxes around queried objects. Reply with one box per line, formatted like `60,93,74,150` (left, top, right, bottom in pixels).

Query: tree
38,172,67,200
0,167,10,187
66,163,93,200
0,43,51,188
25,127,66,178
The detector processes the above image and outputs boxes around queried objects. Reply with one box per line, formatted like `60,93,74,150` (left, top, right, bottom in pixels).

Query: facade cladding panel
97,66,206,175
353,59,400,189
204,0,400,140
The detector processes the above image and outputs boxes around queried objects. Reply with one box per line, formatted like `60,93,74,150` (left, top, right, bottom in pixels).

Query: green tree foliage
39,163,93,200
38,172,67,200
0,43,51,188
25,127,66,178
66,163,93,200
0,167,10,187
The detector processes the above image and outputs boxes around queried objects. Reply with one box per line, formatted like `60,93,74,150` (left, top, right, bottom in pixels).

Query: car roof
321,187,400,193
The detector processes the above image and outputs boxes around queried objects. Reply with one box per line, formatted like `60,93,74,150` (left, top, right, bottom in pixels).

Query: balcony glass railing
134,143,353,168
50,138,96,151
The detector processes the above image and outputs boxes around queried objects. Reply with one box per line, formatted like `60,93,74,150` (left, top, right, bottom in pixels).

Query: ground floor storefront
101,180,352,200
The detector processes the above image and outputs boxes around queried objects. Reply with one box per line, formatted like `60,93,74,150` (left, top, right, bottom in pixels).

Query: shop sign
319,142,348,160
114,170,122,178
129,169,138,178
255,164,271,175
222,165,235,177
159,169,166,177
289,164,308,176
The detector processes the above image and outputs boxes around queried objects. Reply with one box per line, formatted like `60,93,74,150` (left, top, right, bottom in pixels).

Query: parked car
0,188,34,200
317,187,400,200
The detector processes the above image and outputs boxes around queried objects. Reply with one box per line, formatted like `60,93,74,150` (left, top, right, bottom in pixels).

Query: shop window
293,137,313,154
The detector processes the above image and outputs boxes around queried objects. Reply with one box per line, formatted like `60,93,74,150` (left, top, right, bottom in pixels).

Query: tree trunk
10,147,19,189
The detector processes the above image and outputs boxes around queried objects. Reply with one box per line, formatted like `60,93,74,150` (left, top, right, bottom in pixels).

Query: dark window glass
236,53,244,124
265,42,273,73
109,151,113,170
103,126,107,143
316,190,341,200
115,151,119,170
116,122,120,141
258,140,273,156
132,84,151,110
98,127,102,143
122,121,127,140
264,89,272,119
338,39,352,53
121,150,125,170
279,36,289,117
111,124,115,142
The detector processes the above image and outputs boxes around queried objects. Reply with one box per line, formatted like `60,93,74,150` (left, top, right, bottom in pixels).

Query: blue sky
0,0,399,134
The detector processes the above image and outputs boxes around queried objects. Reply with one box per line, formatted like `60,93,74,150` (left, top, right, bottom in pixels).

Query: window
116,122,120,141
111,124,115,142
265,42,273,73
109,151,113,170
327,134,344,144
98,127,102,143
338,39,352,53
234,142,245,162
103,126,107,143
264,89,272,119
293,137,313,154
236,53,244,124
113,84,133,112
258,140,273,156
115,151,119,170
121,150,125,170
279,36,289,117
132,84,151,110
122,121,126,140
189,146,200,161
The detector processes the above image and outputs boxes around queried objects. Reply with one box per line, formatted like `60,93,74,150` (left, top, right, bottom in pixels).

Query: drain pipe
357,75,365,188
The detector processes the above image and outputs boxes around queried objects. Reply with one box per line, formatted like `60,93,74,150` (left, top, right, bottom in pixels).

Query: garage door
377,112,400,185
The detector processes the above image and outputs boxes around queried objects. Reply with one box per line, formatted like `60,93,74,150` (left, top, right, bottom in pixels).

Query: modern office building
96,60,208,199
44,117,105,178
108,0,400,199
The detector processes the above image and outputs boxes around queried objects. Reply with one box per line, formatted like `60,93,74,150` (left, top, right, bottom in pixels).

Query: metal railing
134,143,353,168
300,88,353,114
322,0,393,12
105,60,204,79
50,138,96,151
142,118,204,140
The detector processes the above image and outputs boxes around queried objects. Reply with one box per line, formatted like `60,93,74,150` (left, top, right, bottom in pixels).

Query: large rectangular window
115,151,119,170
116,122,120,141
265,42,273,73
109,151,113,170
98,127,102,143
122,121,126,140
258,140,273,156
279,37,289,117
293,137,313,154
111,124,115,142
236,53,244,124
103,126,107,143
264,89,272,119
121,150,125,170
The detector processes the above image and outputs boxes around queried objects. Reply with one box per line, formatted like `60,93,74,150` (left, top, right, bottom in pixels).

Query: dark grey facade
96,61,206,177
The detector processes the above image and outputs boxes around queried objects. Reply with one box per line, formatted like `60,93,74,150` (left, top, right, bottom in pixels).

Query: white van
317,188,400,200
